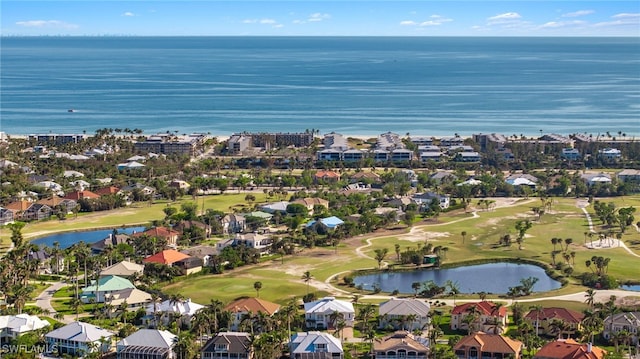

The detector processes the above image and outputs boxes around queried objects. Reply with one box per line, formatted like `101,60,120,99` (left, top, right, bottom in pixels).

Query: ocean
1,36,639,137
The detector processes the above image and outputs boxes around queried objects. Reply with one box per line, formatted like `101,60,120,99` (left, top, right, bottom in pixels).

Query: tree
461,231,467,244
254,281,263,298
374,248,388,269
302,271,313,294
584,288,596,309
445,280,461,305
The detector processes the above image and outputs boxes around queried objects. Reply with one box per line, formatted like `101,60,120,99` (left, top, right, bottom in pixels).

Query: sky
2,1,639,37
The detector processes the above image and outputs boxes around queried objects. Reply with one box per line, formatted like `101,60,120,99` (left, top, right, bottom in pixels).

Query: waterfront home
224,297,280,331
174,220,212,238
222,213,247,234
100,260,144,278
317,148,342,161
374,331,430,359
145,298,204,328
533,339,605,359
133,227,180,248
80,275,136,303
36,196,78,214
116,329,177,359
92,234,132,254
289,331,343,359
603,312,640,344
453,332,523,359
45,321,114,357
27,248,63,274
378,298,431,331
451,301,508,334
5,201,52,221
201,332,253,359
304,297,355,329
524,307,584,337
0,314,50,343
104,288,152,312
143,249,191,266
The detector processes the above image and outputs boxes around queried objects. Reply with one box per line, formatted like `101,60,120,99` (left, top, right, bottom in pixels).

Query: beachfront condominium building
28,133,87,145
134,133,207,157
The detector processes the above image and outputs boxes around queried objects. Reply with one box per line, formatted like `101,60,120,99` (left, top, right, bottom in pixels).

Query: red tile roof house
524,307,585,337
314,170,341,183
63,190,101,201
131,227,180,248
451,301,508,334
94,186,121,196
533,339,606,359
143,249,190,266
224,297,281,331
453,332,523,359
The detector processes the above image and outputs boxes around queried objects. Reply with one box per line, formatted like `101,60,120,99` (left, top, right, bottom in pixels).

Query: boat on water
68,109,75,112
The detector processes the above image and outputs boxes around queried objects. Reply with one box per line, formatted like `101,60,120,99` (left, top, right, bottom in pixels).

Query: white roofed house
289,331,343,359
505,174,539,190
0,314,50,343
411,192,450,210
378,298,431,331
116,329,177,359
581,172,612,186
45,321,114,357
304,297,355,330
232,233,272,255
145,298,204,329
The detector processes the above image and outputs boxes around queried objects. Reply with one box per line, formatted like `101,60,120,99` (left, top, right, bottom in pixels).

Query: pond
352,262,561,294
31,227,146,249
621,284,640,292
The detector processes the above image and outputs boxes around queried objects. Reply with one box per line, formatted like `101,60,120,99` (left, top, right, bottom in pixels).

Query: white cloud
561,10,594,18
121,12,135,17
308,13,331,22
594,13,640,27
612,13,640,19
487,12,522,25
273,24,284,28
260,18,277,24
243,19,257,24
15,20,78,29
539,20,586,28
400,20,417,26
420,15,453,27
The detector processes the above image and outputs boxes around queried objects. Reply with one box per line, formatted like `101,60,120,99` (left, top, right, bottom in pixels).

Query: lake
352,262,561,294
30,227,146,249
622,284,640,292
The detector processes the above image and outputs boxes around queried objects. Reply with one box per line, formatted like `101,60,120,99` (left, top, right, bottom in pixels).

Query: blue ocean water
1,36,639,137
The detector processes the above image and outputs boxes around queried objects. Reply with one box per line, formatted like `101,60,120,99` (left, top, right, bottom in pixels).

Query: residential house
304,297,355,329
27,248,63,274
0,314,50,343
132,227,180,248
120,183,156,197
63,190,101,201
174,220,212,238
80,275,136,303
431,171,457,184
117,161,146,170
258,201,290,214
533,339,606,359
145,298,204,328
598,148,622,161
349,171,381,184
453,332,523,359
100,261,145,278
222,214,247,234
378,298,431,331
4,201,33,221
0,207,14,225
232,233,272,255
314,170,340,183
451,301,508,334
292,197,330,215
22,203,53,221
306,216,344,231
505,174,538,189
169,179,191,190
374,331,430,359
524,307,584,337
412,192,450,210
224,297,281,331
561,149,581,161
144,249,191,266
36,196,78,214
116,329,177,359
174,256,204,275
603,312,640,344
289,331,343,359
201,332,253,359
63,170,85,178
181,245,218,267
94,186,121,196
45,321,114,357
617,169,640,183
104,288,152,312
580,173,612,186
92,233,132,254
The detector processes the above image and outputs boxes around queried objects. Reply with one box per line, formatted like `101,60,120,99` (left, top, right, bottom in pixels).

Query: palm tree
374,248,388,269
301,271,313,294
461,231,467,244
445,280,461,305
584,289,596,309
529,304,543,335
254,281,263,298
